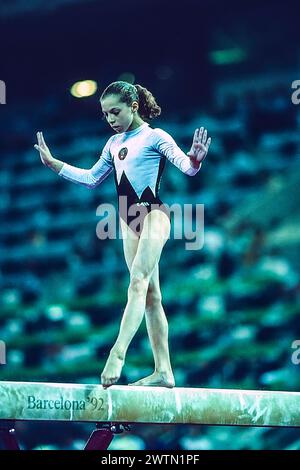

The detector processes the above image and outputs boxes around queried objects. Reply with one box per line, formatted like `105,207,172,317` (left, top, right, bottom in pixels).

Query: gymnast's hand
34,131,54,168
187,127,211,167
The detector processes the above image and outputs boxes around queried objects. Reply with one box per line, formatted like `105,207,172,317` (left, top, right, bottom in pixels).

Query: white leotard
58,122,201,232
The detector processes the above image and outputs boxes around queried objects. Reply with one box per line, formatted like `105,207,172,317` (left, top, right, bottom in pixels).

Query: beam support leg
84,423,131,450
0,421,20,450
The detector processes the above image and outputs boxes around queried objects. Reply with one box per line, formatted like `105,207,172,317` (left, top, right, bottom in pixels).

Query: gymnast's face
101,94,139,133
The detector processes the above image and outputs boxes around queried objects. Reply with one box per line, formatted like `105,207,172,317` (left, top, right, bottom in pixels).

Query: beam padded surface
0,381,299,426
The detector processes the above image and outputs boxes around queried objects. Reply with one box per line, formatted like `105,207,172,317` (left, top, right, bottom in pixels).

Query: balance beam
1,381,299,427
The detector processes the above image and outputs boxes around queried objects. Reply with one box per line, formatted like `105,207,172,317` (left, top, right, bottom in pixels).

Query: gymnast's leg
118,218,174,387
101,210,171,387
129,262,174,387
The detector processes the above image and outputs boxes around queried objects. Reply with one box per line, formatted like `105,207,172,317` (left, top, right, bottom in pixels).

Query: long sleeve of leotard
58,137,114,188
153,128,202,176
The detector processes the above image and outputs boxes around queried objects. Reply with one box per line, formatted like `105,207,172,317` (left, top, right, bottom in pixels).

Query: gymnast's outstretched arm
154,126,211,175
34,131,114,188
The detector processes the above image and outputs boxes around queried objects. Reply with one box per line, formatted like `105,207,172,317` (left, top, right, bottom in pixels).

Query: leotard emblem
118,147,128,160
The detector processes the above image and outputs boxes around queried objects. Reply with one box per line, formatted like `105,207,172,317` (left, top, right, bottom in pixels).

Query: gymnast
34,81,211,388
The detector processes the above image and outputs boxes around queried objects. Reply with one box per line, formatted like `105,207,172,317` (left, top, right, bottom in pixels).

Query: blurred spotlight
70,80,98,98
117,72,135,84
209,48,247,65
156,65,173,80
45,305,64,321
7,350,24,366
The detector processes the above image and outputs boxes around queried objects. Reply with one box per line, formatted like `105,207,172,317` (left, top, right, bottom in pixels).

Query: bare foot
128,371,175,388
101,350,124,388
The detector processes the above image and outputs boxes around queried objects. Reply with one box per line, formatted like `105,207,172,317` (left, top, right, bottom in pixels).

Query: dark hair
100,81,161,121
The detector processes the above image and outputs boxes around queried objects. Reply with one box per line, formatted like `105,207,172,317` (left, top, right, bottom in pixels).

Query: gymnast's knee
146,283,162,309
129,271,150,296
